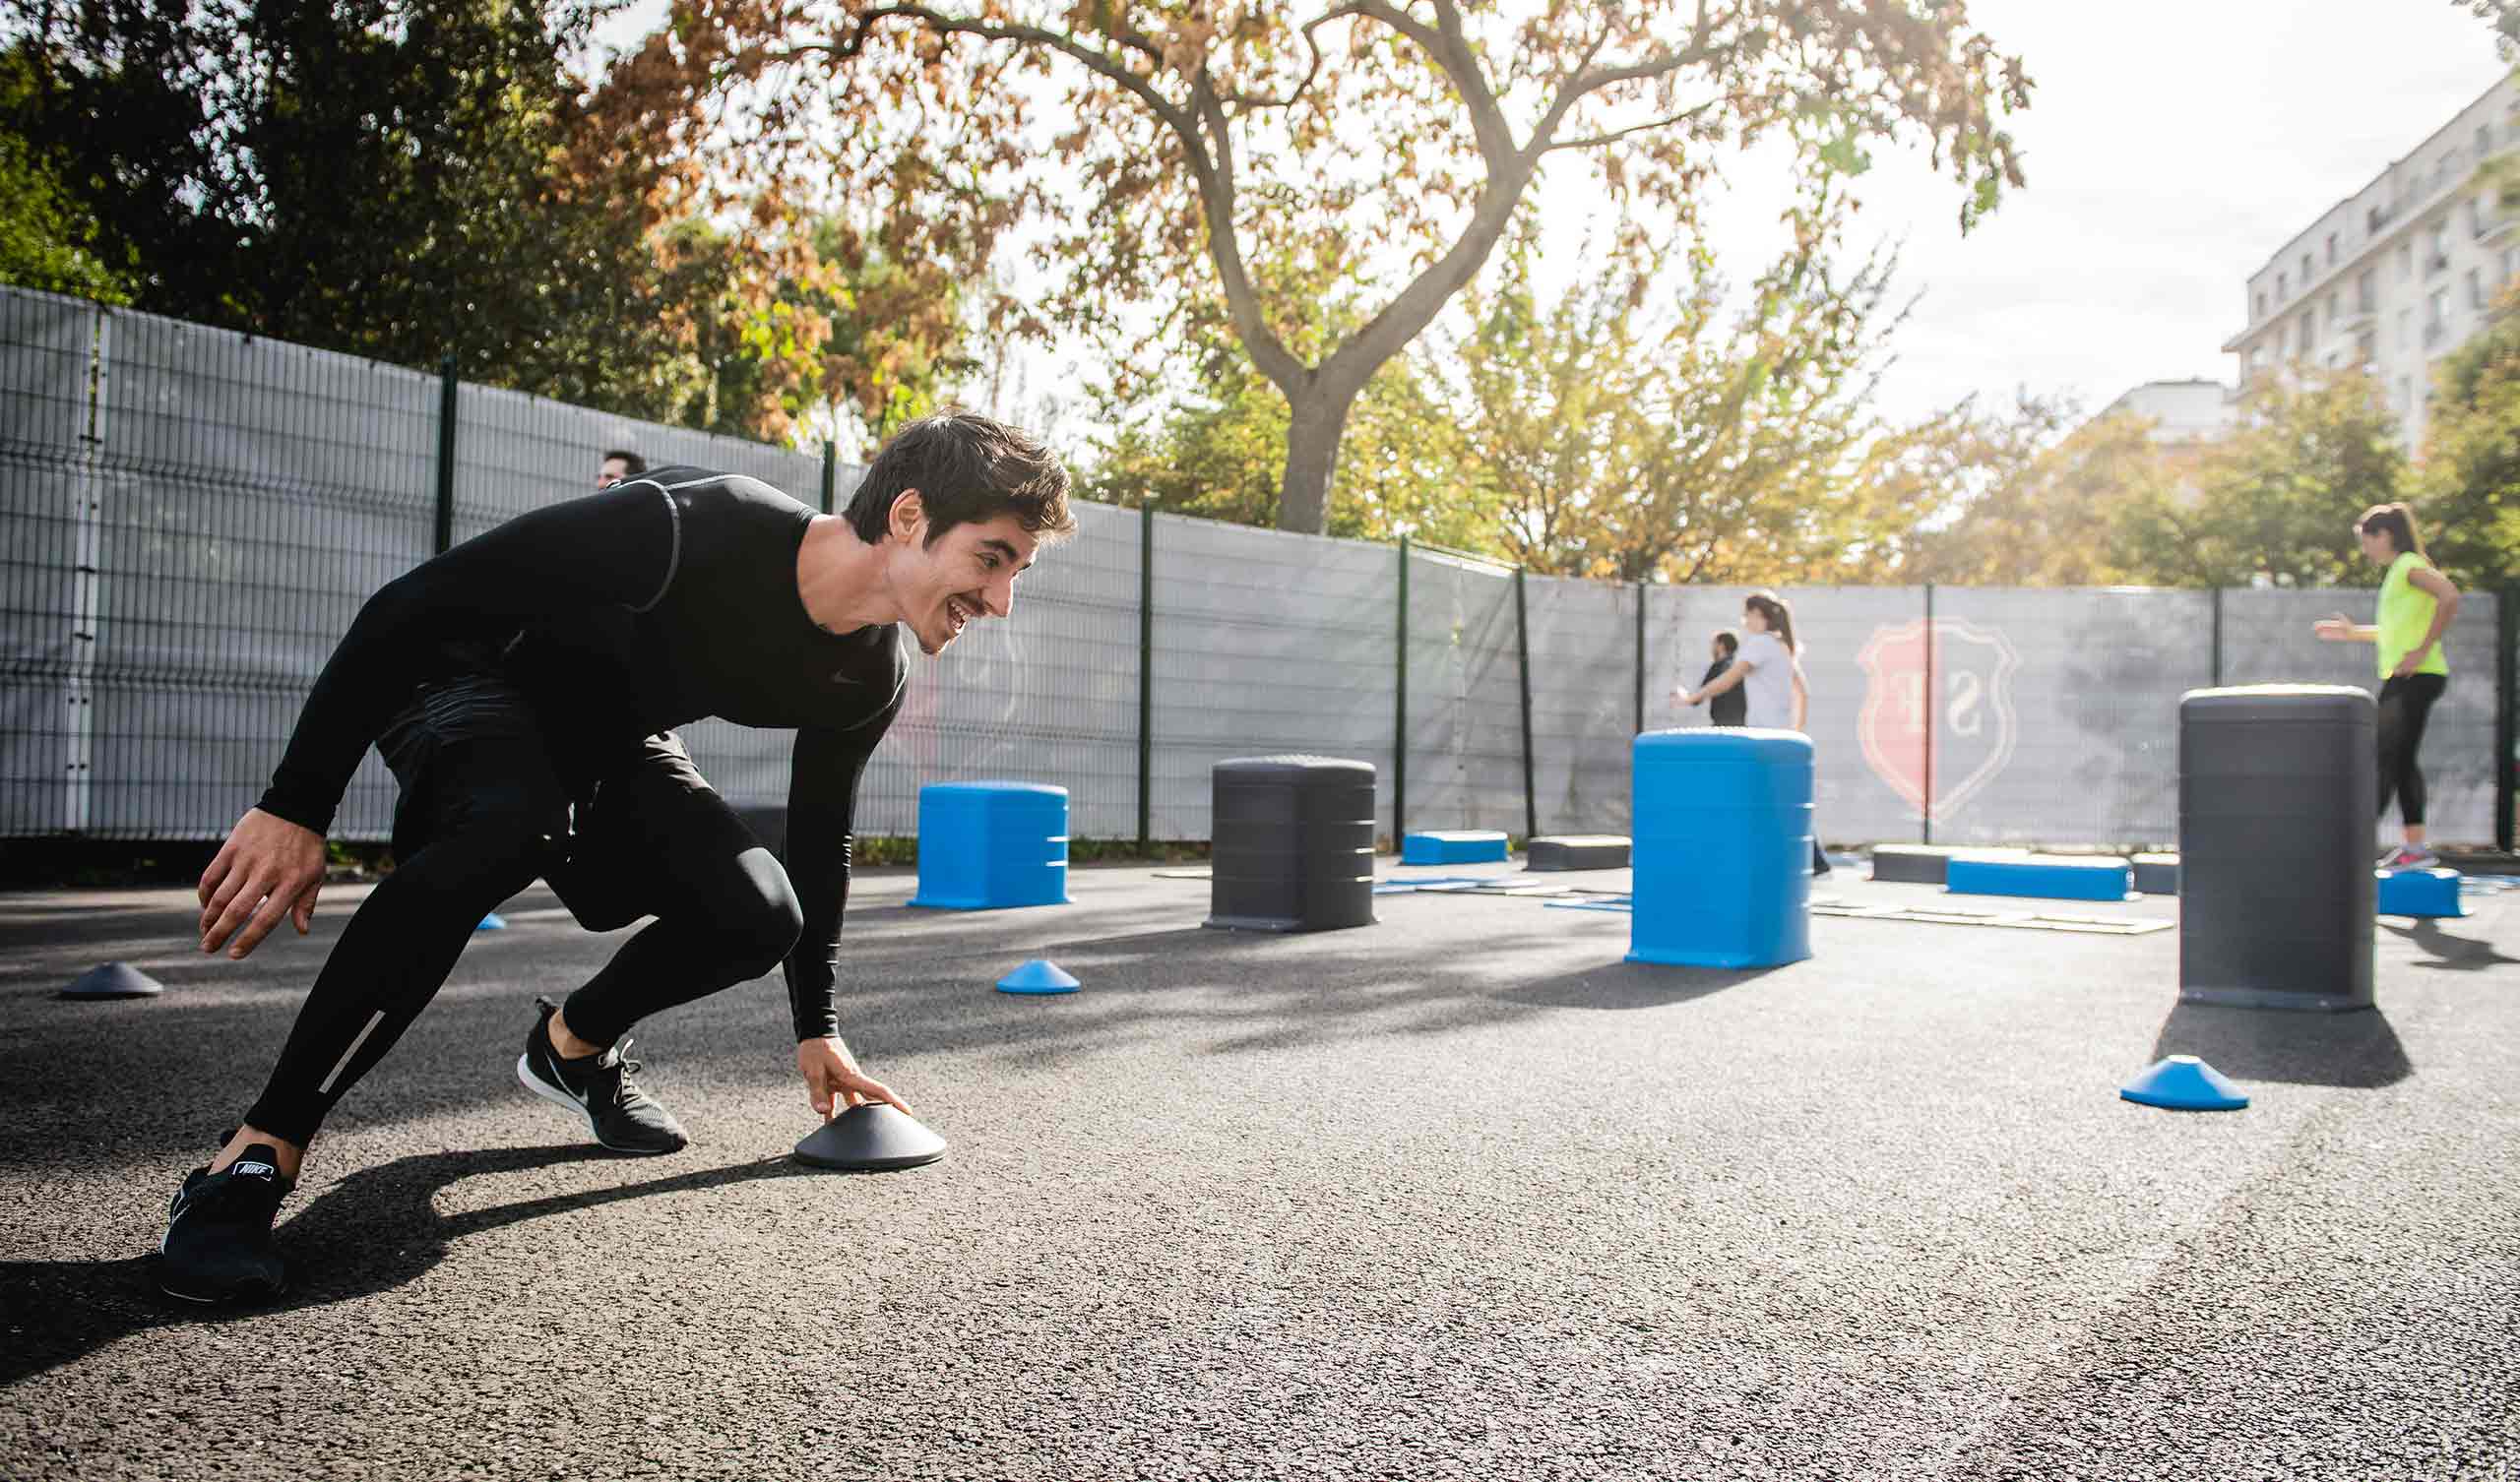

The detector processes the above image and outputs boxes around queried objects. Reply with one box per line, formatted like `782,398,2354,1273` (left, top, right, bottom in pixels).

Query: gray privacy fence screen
4,287,2512,849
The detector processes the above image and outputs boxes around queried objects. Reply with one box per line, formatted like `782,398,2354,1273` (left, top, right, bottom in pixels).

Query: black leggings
243,677,801,1146
2375,672,2448,828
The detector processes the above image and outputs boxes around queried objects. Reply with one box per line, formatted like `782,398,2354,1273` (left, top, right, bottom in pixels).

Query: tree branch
825,4,1307,388
1344,0,1517,166
1542,96,1728,154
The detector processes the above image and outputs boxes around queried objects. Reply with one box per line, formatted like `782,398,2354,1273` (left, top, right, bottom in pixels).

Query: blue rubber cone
2119,1054,2248,1111
996,958,1079,995
475,913,506,931
61,961,164,1000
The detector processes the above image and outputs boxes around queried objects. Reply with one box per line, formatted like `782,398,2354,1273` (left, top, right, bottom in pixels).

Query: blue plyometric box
2375,867,2466,918
1627,729,1812,969
908,781,1070,911
1401,830,1509,866
1945,855,2135,902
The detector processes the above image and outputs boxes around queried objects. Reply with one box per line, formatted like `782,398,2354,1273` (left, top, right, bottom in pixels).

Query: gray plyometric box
2132,852,2179,896
1526,834,1630,871
1205,756,1378,933
2177,685,2375,1012
1867,844,2031,886
1869,845,1950,884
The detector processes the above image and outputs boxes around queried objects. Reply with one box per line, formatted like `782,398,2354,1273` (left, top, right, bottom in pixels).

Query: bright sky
1653,0,2512,425
598,1,2513,440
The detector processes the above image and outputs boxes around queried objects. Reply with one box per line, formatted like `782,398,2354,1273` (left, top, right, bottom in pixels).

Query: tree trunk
1277,382,1363,534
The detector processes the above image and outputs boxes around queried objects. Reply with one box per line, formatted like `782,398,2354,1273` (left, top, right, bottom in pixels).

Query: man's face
597,457,633,489
887,495,1041,656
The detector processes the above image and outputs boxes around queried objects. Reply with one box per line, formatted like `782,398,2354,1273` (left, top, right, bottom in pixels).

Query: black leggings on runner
2375,672,2448,828
241,677,801,1146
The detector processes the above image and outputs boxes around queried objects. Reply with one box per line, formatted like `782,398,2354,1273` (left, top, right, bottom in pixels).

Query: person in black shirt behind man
158,411,1072,1305
1698,630,1747,727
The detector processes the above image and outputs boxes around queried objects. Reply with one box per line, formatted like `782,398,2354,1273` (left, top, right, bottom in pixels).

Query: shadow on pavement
0,1143,821,1387
2380,916,2520,973
1491,960,1781,1013
2149,1000,2413,1088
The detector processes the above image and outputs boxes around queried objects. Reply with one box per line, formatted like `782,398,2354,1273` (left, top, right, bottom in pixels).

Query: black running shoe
516,997,688,1155
158,1142,292,1305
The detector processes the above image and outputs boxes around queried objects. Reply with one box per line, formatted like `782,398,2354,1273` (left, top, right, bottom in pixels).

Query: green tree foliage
675,0,2032,532
0,51,128,302
1428,196,1950,586
1916,371,2406,589
1080,310,1488,549
7,0,683,388
2417,285,2520,584
1,1,977,446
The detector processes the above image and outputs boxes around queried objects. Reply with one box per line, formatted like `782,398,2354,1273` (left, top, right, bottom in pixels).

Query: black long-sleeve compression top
255,468,906,1041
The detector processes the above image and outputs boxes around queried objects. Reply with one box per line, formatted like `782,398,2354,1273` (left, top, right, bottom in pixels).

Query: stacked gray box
1206,756,1377,932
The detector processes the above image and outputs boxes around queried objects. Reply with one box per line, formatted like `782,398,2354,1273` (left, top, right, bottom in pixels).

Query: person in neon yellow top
2313,502,2461,870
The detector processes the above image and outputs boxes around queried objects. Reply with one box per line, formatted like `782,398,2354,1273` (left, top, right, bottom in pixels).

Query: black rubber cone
61,961,165,1000
792,1102,948,1172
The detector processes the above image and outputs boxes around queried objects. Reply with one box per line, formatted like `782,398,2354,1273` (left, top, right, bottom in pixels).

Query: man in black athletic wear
158,411,1072,1305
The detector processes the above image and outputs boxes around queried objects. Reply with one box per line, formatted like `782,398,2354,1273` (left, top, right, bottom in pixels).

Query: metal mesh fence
857,497,1143,840
0,287,2510,850
0,290,94,835
1149,515,1394,839
1524,574,1637,835
1403,546,1522,834
2222,587,2501,840
1925,587,2213,847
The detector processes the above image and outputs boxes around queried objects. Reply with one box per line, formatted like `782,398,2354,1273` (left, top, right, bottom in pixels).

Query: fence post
1395,535,1410,846
1922,583,1936,845
433,353,458,554
1633,581,1647,734
2209,587,2225,688
2498,586,2514,853
64,303,108,834
820,442,837,516
1515,565,1537,841
1138,498,1155,851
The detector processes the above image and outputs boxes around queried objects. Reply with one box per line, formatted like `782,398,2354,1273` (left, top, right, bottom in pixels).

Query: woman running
1683,590,1830,876
2314,502,2460,870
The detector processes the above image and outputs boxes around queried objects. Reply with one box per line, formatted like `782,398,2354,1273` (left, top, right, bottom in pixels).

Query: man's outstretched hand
198,808,326,958
797,1036,911,1120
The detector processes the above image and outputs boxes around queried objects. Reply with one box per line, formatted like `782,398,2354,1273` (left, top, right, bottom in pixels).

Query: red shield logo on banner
1855,619,2022,824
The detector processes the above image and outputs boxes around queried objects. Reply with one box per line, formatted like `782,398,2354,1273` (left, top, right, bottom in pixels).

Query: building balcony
2424,319,2449,348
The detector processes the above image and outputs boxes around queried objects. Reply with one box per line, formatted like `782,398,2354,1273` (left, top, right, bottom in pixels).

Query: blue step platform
1627,729,1812,969
1402,830,1509,865
1945,854,2135,902
908,781,1070,910
2375,867,2466,918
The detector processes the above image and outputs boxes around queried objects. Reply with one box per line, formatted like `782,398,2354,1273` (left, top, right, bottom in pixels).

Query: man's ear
887,489,926,545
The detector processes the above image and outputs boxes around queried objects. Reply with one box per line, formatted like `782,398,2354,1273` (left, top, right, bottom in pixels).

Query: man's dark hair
1712,629,1739,656
845,411,1075,548
603,449,647,476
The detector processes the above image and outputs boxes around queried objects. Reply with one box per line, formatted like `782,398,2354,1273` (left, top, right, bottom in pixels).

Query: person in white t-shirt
1679,590,1829,875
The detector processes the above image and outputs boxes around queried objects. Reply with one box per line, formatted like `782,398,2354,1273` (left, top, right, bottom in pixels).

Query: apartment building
2098,379,2236,445
2222,74,2520,454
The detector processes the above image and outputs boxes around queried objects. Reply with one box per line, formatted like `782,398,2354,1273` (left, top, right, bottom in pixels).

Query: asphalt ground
2,859,2514,1481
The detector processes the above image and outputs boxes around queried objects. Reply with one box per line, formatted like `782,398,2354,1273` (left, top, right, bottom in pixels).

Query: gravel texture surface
2,862,2513,1480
